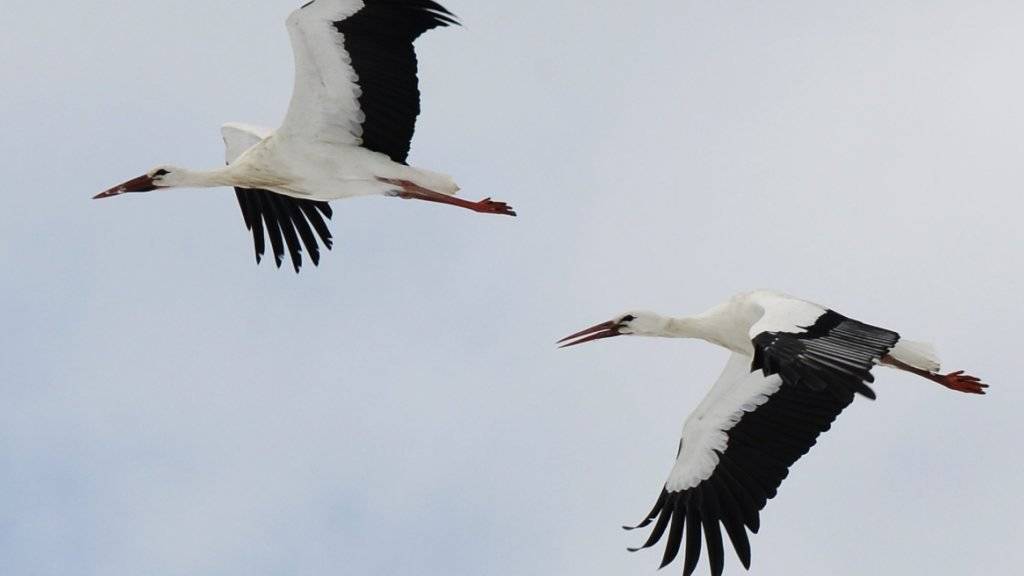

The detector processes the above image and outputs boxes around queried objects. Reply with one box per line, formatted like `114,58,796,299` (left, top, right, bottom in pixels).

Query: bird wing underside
283,0,458,164
627,376,856,576
234,188,334,273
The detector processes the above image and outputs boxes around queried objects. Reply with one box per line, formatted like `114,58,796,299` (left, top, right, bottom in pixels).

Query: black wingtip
238,189,336,273
423,0,460,25
623,520,654,532
856,382,877,400
681,506,702,576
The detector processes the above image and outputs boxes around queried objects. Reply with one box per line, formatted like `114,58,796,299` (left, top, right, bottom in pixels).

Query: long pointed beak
558,320,622,348
93,174,158,200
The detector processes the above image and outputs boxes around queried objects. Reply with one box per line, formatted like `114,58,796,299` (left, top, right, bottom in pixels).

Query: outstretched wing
630,309,899,576
280,0,458,164
628,354,786,576
750,309,900,401
222,124,334,273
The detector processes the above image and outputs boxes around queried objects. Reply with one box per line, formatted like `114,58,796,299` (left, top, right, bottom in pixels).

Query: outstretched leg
881,355,988,395
381,179,516,217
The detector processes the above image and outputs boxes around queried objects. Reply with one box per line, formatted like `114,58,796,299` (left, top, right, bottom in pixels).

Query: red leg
881,355,989,395
928,370,988,395
381,179,516,217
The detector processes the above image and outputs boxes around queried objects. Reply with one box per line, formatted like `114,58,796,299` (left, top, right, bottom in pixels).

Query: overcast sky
2,1,1022,575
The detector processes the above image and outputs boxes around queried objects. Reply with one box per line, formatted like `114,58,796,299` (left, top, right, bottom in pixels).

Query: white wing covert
280,0,366,146
666,353,782,493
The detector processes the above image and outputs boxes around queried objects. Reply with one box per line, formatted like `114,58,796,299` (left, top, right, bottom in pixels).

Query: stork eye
152,169,170,177
621,315,637,323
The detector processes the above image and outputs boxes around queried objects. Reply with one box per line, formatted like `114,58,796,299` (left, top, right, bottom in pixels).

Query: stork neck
665,306,749,353
174,167,237,189
664,316,716,340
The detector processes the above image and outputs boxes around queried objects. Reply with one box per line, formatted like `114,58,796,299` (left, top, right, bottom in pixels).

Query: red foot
937,370,989,395
472,198,516,217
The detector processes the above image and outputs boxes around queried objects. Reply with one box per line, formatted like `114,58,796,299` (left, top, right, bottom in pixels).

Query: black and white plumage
96,0,514,273
559,290,987,576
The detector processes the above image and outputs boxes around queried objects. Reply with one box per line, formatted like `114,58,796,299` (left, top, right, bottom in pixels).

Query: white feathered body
224,128,459,201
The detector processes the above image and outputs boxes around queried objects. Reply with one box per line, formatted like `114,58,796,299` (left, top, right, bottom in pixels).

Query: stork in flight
559,290,987,576
94,0,514,273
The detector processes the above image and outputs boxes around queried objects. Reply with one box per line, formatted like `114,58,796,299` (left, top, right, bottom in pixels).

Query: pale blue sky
2,1,1022,575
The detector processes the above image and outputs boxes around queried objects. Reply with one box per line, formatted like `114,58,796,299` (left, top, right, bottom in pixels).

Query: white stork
559,290,987,576
94,0,514,273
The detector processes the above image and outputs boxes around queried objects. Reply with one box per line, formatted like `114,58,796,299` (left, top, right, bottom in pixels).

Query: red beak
93,173,158,200
558,320,623,348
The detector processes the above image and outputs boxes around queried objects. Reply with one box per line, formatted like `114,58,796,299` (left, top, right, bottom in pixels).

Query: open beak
93,174,158,200
558,319,623,348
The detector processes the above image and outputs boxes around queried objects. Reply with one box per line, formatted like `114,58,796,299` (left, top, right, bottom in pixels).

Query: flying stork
559,290,987,576
94,0,514,273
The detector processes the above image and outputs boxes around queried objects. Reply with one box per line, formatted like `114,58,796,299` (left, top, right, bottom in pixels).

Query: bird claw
473,198,516,217
939,370,988,395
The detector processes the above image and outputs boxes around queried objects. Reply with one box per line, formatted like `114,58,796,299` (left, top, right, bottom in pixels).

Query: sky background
2,1,1023,574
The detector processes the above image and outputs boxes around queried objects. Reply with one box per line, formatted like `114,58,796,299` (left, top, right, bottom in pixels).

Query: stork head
93,166,181,199
558,311,670,348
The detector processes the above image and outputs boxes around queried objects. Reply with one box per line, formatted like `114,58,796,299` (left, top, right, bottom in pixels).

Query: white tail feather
414,169,459,196
888,339,941,373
